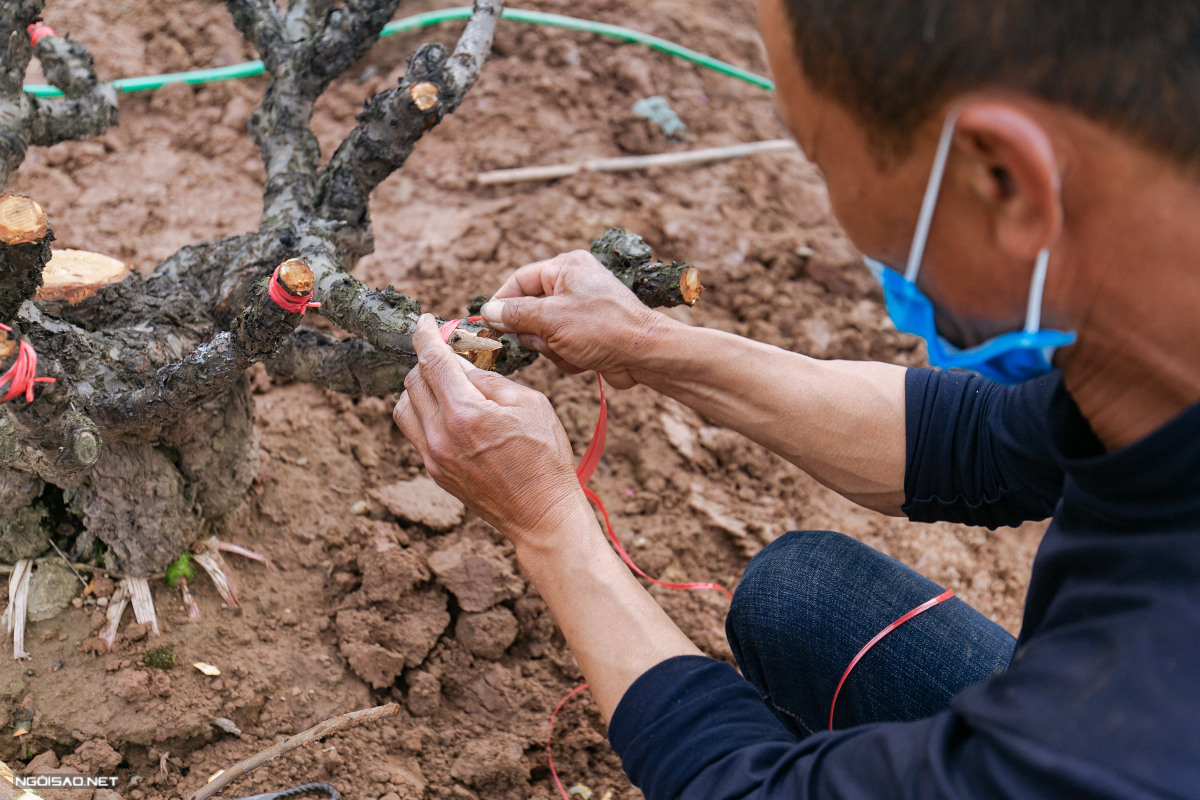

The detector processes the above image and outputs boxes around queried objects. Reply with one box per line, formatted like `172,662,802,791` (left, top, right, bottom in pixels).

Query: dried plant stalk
100,581,130,649
127,576,159,635
2,559,32,659
194,541,240,608
215,540,277,571
179,576,202,622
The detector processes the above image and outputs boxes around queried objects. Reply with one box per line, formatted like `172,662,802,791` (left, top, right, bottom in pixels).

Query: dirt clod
405,670,442,717
371,475,466,531
450,735,529,789
62,739,123,773
427,537,524,612
457,607,520,661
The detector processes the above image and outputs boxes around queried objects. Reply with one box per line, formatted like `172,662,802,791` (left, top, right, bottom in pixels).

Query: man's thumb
465,367,527,405
480,297,542,335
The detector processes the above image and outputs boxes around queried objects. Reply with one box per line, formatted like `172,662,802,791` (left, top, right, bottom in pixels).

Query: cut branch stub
0,192,54,323
409,81,440,112
276,256,315,298
0,192,47,244
590,227,704,308
34,248,130,304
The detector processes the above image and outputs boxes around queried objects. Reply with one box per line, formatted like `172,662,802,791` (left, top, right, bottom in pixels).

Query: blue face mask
864,113,1076,385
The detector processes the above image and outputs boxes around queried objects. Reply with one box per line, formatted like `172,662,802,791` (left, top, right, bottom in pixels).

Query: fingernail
480,300,505,326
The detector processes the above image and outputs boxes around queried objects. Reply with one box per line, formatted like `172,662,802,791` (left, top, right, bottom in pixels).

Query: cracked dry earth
0,1,1045,798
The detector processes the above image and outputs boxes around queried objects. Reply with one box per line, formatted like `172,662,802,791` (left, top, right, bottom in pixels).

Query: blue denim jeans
726,530,1016,736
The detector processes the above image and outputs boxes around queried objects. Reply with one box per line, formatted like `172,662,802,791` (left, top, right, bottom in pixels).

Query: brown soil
1,2,1045,799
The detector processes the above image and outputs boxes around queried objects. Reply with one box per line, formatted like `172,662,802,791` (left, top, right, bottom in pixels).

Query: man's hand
480,250,675,389
393,315,589,550
395,315,704,722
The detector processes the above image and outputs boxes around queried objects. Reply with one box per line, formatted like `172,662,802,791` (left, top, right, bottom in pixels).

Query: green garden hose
23,7,774,98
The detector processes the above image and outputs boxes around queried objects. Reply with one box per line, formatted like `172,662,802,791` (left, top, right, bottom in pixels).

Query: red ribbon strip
546,683,591,800
267,266,321,314
827,587,955,730
27,21,56,46
576,373,732,599
0,323,56,403
437,316,483,342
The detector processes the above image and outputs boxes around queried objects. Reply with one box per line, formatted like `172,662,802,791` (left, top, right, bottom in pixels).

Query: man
393,0,1200,796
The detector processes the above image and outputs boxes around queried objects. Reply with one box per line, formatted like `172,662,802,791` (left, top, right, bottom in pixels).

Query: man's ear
952,103,1063,260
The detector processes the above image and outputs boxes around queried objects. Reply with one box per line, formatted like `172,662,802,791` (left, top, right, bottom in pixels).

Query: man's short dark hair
784,1,1200,167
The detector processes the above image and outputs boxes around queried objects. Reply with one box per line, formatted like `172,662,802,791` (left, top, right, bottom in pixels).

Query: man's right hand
480,250,674,389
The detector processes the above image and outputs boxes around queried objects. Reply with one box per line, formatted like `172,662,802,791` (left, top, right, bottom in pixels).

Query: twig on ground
48,539,88,588
475,139,798,185
188,702,401,800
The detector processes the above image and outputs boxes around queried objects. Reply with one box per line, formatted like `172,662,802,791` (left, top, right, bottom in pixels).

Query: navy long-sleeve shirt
609,368,1200,799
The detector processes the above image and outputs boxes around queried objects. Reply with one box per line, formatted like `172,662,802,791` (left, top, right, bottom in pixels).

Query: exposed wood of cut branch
0,194,47,245
35,249,131,304
476,139,798,185
449,327,503,370
189,702,401,800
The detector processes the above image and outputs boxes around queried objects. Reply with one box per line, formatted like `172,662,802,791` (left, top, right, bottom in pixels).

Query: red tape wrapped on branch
0,322,55,403
27,21,56,46
268,265,321,314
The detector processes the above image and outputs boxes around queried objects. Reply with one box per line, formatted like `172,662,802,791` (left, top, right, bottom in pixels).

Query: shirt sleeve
608,655,955,800
902,368,1064,528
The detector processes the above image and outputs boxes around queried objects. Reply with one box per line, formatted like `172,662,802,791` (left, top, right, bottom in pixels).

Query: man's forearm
629,317,908,515
516,496,704,722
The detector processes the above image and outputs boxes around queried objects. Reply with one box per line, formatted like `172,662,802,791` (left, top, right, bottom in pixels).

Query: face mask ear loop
1023,247,1051,333
904,110,962,283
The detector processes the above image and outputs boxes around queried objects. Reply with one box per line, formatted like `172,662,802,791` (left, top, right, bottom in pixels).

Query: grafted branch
268,229,705,394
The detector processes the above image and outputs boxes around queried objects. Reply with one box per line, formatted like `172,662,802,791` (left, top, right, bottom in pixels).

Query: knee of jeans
727,529,853,648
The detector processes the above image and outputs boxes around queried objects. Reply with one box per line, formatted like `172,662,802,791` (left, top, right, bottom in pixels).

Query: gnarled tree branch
0,13,117,187
305,0,404,93
87,260,318,437
267,327,407,396
315,0,506,259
